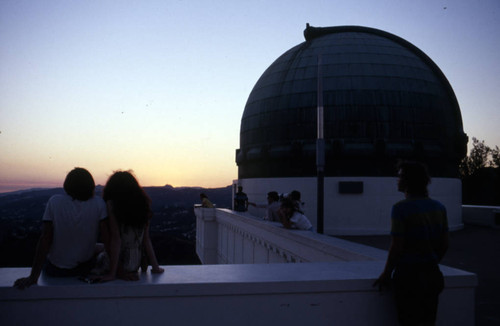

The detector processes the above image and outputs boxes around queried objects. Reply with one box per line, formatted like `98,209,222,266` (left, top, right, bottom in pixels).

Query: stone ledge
0,263,477,326
463,205,500,227
1,262,476,300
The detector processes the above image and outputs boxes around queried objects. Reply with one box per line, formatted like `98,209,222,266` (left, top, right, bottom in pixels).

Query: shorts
392,263,444,325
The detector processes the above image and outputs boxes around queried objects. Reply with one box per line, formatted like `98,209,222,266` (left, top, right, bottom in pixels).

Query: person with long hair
98,171,163,281
14,167,107,289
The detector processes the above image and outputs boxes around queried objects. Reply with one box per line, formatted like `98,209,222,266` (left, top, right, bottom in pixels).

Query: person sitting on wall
279,197,313,231
234,186,248,212
200,193,214,208
14,167,108,289
92,171,164,282
373,161,449,326
248,191,281,221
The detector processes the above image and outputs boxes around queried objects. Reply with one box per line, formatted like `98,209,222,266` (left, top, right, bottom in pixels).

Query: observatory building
235,25,468,235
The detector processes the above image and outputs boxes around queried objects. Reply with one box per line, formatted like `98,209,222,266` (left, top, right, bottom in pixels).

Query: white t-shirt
266,201,281,221
290,211,313,230
43,194,107,268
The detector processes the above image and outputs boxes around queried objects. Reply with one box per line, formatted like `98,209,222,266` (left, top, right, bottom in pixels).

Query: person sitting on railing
278,197,313,231
92,171,164,282
200,193,214,208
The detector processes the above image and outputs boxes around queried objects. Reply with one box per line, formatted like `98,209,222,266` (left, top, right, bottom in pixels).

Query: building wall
235,176,463,235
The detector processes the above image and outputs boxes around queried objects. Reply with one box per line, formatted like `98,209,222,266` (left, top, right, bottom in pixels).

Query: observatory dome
236,25,467,179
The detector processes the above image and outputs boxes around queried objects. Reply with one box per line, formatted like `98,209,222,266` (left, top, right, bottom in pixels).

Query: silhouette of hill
0,185,232,267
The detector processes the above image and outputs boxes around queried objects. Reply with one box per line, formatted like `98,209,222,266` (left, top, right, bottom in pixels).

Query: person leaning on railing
373,161,449,326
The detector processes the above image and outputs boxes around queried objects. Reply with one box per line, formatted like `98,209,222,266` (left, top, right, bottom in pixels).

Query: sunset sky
1,0,499,193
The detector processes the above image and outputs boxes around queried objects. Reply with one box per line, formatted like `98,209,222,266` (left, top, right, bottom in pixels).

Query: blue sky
1,0,499,192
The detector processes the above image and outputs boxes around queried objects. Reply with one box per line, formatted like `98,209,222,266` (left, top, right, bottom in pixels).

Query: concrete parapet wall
0,263,476,326
462,205,500,227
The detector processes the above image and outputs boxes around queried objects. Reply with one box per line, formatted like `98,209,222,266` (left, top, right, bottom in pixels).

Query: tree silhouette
459,137,493,178
491,146,500,168
460,137,500,205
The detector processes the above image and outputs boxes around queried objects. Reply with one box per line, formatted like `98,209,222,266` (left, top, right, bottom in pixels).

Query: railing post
195,206,218,264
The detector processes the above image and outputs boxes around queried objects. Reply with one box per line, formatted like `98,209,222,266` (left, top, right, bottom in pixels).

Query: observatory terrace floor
338,224,500,326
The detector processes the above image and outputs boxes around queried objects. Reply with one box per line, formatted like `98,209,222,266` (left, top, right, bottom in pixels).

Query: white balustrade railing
196,207,387,265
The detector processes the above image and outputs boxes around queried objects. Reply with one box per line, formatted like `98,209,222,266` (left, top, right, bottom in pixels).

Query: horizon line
0,183,233,195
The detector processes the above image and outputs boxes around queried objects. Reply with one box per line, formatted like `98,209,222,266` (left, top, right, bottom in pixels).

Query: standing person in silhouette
234,186,248,212
14,167,107,289
96,171,163,282
200,193,214,208
374,161,449,326
248,191,281,221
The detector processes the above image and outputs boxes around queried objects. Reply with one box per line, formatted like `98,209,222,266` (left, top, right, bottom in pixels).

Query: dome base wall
234,176,463,236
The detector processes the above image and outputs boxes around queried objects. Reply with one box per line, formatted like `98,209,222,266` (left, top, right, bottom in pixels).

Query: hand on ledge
141,265,165,274
372,271,392,292
151,267,165,274
13,276,38,289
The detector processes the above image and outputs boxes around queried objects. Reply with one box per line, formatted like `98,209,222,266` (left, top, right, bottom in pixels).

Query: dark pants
392,263,444,326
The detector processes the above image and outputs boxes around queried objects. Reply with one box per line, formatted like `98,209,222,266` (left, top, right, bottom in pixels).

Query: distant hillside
144,184,232,210
0,185,232,267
